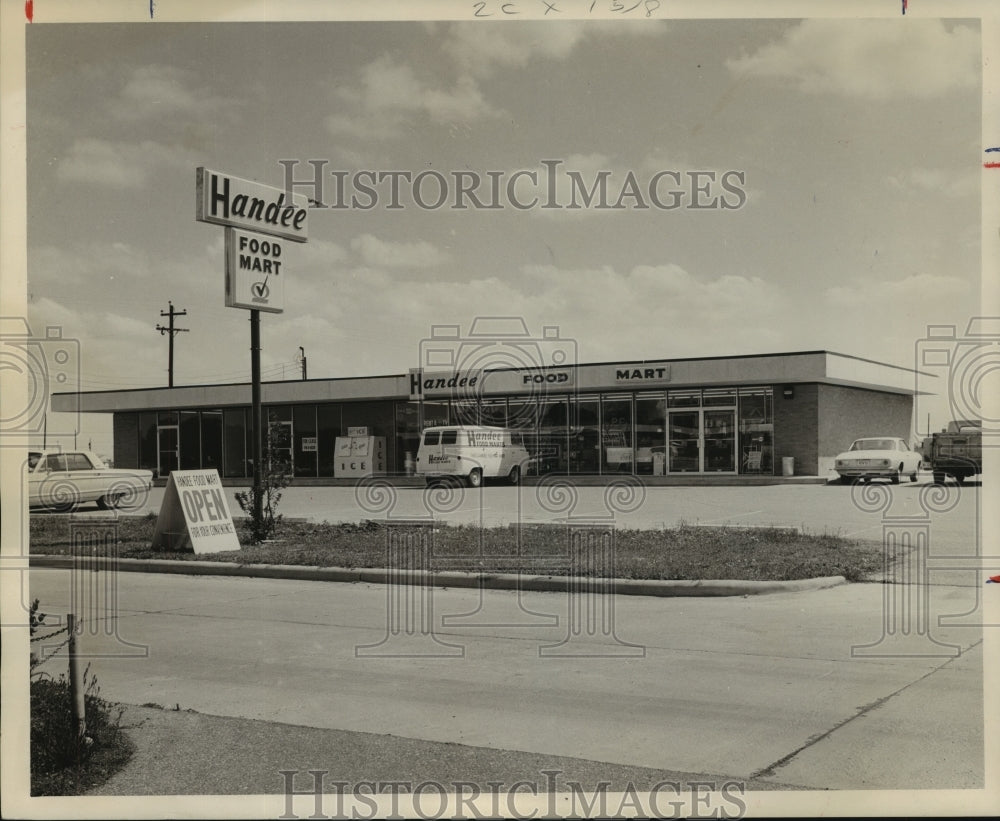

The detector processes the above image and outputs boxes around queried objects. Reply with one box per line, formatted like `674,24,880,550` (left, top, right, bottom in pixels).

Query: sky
19,11,985,453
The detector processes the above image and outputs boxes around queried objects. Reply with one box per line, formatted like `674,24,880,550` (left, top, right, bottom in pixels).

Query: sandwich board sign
151,470,240,554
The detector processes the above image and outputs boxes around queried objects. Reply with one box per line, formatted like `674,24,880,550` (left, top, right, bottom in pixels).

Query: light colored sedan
833,437,922,484
27,450,153,511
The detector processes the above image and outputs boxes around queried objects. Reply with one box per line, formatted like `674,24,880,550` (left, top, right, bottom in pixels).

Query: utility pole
156,302,189,387
299,346,307,380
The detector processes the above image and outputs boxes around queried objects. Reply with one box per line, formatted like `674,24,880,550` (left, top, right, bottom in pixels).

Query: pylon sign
225,228,284,313
196,167,308,243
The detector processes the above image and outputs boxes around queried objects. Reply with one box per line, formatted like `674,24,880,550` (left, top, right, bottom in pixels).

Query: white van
416,425,530,487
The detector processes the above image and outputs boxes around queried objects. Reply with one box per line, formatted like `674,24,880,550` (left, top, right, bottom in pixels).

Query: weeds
29,599,134,795
30,520,885,582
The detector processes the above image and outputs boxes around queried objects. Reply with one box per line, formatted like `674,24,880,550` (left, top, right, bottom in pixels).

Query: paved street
28,567,985,796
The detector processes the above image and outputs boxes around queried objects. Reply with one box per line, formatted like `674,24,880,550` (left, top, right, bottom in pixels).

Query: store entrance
157,425,179,477
269,420,293,473
667,409,736,473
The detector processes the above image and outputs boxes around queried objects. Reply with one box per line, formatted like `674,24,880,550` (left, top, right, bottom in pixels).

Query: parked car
922,419,982,485
833,437,922,484
27,450,153,511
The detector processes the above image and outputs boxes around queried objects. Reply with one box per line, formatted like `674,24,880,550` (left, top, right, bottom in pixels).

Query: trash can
782,456,794,477
652,452,665,476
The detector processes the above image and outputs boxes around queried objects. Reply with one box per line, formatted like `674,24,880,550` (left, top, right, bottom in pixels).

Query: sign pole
196,167,308,536
250,309,263,529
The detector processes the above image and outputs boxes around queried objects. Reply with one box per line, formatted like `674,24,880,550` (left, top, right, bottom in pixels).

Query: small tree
235,413,292,544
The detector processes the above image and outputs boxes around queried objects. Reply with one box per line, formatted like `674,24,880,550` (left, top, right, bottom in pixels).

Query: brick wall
113,413,138,469
772,383,819,475
817,385,913,476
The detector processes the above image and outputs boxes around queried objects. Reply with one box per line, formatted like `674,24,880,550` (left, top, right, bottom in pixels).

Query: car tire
838,475,852,484
932,470,946,485
891,465,901,485
467,468,483,488
508,465,521,486
955,473,966,485
910,471,918,482
97,493,122,510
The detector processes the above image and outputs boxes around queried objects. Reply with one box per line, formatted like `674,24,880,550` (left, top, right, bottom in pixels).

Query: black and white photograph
1,0,997,818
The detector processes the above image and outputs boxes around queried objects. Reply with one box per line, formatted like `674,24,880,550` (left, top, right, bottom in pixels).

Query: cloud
29,241,155,289
108,64,240,122
443,20,664,78
56,138,200,188
350,234,451,268
443,22,589,77
825,272,973,309
726,19,979,100
326,56,498,140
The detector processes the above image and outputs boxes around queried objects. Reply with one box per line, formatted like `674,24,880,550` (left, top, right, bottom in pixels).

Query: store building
52,350,921,481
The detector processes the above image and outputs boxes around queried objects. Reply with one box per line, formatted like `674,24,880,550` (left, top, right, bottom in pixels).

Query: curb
30,554,847,598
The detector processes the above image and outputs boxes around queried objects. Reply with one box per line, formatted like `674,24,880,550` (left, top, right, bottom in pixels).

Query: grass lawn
30,514,886,583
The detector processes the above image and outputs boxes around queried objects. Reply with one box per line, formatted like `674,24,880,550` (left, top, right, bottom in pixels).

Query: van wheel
467,468,483,488
508,466,521,486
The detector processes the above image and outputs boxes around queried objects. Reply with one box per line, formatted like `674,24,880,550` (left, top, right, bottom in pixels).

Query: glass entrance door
269,420,293,473
667,409,737,473
667,411,701,472
703,409,736,472
157,425,179,477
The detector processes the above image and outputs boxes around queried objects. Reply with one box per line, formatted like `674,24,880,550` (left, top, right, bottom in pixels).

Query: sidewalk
88,703,805,796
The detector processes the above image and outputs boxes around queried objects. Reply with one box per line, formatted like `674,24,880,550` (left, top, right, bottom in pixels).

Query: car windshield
850,439,896,452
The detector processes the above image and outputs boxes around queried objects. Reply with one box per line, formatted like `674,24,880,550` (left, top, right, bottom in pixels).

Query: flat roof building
52,349,925,482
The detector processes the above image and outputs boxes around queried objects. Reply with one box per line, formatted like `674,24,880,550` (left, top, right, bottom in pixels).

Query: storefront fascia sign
410,369,484,398
611,362,672,385
196,167,308,243
482,368,575,393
